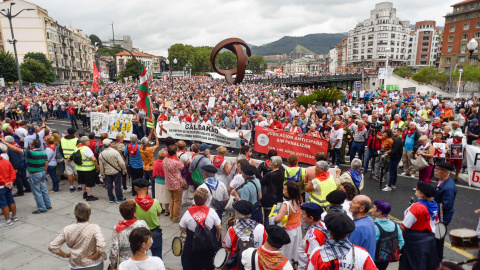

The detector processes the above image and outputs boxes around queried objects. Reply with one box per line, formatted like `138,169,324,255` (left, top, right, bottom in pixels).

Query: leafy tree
118,58,141,80
89,34,102,46
435,70,450,89
215,51,237,70
412,66,438,84
192,46,213,74
452,64,480,91
0,50,18,84
24,52,55,83
394,66,413,78
314,87,343,104
295,93,317,107
167,44,195,71
247,55,267,74
20,59,47,83
98,45,123,57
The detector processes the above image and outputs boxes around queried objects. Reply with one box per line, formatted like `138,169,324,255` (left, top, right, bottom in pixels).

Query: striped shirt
23,149,47,173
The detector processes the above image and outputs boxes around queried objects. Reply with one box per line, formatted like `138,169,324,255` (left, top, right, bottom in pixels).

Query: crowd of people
0,77,479,270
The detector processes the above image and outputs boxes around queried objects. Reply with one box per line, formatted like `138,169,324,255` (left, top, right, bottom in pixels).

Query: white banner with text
466,145,480,188
156,121,251,148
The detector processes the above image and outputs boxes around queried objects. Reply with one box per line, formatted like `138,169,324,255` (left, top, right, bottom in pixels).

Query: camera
370,122,384,131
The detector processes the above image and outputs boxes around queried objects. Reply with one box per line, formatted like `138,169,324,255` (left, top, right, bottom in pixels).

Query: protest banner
254,127,329,165
466,145,480,187
90,112,135,140
156,121,251,148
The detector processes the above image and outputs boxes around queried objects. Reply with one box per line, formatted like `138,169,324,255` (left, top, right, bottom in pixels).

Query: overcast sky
32,0,456,56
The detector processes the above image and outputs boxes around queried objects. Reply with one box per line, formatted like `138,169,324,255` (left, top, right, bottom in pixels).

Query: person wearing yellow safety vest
304,160,337,209
146,117,155,137
389,114,405,130
75,136,100,201
59,128,80,193
284,154,306,199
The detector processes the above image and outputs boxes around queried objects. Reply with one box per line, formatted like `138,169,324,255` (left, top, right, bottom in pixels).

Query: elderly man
75,136,100,201
2,138,52,214
99,138,127,203
24,120,47,150
305,161,337,208
189,143,213,177
140,129,159,197
124,134,143,195
389,114,404,130
350,120,368,163
231,163,263,223
433,162,457,261
338,158,364,192
349,194,376,258
401,122,421,177
111,134,128,191
197,165,229,223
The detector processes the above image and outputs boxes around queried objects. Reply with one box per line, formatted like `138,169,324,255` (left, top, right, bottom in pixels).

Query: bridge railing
244,74,363,85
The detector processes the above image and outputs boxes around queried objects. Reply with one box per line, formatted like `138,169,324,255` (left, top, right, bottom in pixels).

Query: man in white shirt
329,121,344,167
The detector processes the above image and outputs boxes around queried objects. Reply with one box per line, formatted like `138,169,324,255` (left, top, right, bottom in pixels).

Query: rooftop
115,51,158,58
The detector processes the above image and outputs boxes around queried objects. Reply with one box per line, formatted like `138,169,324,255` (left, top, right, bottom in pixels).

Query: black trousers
70,114,79,129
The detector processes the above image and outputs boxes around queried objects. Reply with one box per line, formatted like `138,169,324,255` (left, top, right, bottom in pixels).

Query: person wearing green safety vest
145,117,155,137
304,160,337,209
60,127,80,193
75,136,100,201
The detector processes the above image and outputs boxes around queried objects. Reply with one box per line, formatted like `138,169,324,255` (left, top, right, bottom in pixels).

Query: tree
452,64,480,91
24,52,55,83
167,44,195,71
192,46,213,74
412,66,438,84
118,58,141,80
435,70,450,89
215,51,237,70
394,66,413,78
20,59,47,83
295,93,317,107
247,55,267,74
89,34,102,46
0,50,18,84
314,87,343,104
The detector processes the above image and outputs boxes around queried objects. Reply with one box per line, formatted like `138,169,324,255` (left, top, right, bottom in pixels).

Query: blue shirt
404,133,415,151
374,218,404,249
349,216,376,258
124,143,143,169
237,177,261,204
24,130,45,150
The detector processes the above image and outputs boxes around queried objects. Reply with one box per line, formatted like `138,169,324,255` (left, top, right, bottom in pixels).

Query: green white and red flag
137,64,154,121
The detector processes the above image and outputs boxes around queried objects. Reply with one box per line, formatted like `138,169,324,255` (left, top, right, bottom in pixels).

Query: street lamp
457,68,463,98
186,62,192,78
384,47,391,91
0,3,34,93
467,38,479,61
166,58,177,90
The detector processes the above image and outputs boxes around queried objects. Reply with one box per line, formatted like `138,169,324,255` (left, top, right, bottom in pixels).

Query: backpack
192,219,216,254
286,168,302,182
226,229,255,270
374,222,400,262
71,149,83,166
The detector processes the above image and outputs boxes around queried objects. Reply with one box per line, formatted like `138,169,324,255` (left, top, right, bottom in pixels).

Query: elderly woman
179,188,222,270
163,144,186,223
418,116,430,137
108,201,149,270
140,129,159,197
259,155,285,222
152,150,170,216
213,146,234,188
49,202,107,270
338,158,365,192
415,135,435,184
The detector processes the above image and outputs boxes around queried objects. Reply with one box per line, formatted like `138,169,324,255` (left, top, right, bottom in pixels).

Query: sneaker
410,174,416,178
412,187,417,191
400,172,408,176
334,165,339,169
70,187,75,193
86,196,99,201
382,186,392,191
83,192,87,199
391,185,397,189
11,215,18,222
116,198,127,204
47,207,52,210
0,219,13,227
109,200,114,203
123,188,132,193
77,186,82,191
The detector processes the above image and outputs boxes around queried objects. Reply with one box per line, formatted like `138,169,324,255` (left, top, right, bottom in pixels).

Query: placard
254,127,329,165
433,142,446,158
156,121,251,148
208,97,216,108
466,145,480,187
90,112,135,140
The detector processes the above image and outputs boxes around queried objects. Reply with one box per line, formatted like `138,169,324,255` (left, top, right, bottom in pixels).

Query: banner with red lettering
254,127,329,165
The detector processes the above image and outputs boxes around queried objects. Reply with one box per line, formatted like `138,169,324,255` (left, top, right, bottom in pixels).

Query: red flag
93,61,100,93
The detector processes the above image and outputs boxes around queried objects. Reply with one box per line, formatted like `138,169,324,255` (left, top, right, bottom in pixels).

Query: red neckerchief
167,154,178,160
46,144,56,152
461,113,467,119
432,122,441,127
433,138,443,143
242,117,248,123
212,155,224,168
477,138,480,144
356,126,365,134
334,125,342,130
116,218,137,233
395,119,402,124
265,159,271,168
12,142,20,148
135,195,154,212
453,138,462,144
77,143,86,148
128,143,138,156
406,128,415,136
97,140,103,147
315,171,331,181
347,122,354,127
187,204,210,228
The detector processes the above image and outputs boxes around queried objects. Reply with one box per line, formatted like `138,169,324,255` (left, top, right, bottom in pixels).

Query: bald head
349,195,372,217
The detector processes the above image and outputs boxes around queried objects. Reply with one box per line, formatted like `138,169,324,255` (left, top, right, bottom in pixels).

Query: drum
213,247,228,268
449,228,479,250
172,232,186,256
435,222,447,240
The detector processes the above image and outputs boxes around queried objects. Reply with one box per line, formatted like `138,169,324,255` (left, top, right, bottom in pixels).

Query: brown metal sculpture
210,38,251,84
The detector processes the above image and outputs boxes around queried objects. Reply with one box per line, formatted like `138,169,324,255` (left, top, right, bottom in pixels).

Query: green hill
250,33,347,56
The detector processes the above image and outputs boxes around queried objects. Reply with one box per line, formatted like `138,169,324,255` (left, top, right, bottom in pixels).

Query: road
0,118,478,270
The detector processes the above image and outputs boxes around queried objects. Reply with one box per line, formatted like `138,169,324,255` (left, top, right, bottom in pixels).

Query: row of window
450,22,480,32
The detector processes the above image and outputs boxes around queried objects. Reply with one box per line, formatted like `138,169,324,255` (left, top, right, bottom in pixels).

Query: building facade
0,0,94,85
116,51,158,78
102,35,133,51
408,21,443,68
347,2,411,71
439,0,480,72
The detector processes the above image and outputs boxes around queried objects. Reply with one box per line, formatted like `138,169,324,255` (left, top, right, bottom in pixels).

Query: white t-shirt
119,256,165,270
15,127,28,139
198,181,229,210
179,206,221,231
329,128,344,149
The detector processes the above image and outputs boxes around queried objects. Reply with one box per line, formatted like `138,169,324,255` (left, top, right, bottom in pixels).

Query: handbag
191,156,206,186
412,155,428,172
225,195,237,213
268,202,289,227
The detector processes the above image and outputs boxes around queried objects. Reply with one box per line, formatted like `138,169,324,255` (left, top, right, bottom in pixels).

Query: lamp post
457,68,463,98
384,47,391,91
0,3,34,93
186,62,192,78
166,58,177,90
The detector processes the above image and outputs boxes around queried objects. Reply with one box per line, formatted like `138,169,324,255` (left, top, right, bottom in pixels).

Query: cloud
32,0,453,56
